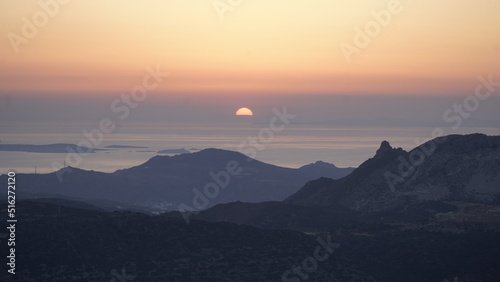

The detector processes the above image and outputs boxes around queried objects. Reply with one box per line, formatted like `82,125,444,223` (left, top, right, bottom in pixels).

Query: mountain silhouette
4,148,353,213
286,133,500,211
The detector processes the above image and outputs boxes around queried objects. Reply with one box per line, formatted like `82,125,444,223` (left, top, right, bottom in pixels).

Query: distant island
104,145,148,149
0,143,107,153
157,148,191,154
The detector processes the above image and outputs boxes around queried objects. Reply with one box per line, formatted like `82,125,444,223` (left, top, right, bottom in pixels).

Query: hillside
3,200,500,281
286,134,500,211
0,200,373,281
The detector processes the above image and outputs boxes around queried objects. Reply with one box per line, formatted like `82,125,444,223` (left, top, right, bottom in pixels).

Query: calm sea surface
1,121,499,174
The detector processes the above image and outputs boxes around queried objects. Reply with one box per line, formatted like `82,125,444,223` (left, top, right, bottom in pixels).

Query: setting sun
235,107,253,116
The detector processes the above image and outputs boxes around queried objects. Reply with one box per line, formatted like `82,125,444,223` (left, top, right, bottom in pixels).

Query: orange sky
1,0,499,96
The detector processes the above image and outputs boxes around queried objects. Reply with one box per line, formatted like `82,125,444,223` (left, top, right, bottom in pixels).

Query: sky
0,0,499,124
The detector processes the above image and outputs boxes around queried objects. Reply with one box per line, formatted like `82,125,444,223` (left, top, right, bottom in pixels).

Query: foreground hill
3,200,500,281
2,148,353,213
1,200,373,281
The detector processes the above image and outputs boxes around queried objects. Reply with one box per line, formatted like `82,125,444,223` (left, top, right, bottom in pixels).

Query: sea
1,121,499,174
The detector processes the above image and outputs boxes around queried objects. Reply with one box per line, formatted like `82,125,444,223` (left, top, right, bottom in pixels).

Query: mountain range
3,148,354,213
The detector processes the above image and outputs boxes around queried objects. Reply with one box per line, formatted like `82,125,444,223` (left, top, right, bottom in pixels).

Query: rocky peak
376,140,393,156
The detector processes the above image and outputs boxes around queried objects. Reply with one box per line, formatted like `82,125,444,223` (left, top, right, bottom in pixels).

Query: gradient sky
0,0,499,123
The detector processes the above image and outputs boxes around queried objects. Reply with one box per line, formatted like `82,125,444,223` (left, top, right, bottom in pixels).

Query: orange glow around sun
236,108,253,116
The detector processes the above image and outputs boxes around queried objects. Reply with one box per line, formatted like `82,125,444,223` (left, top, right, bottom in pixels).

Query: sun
235,107,253,116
